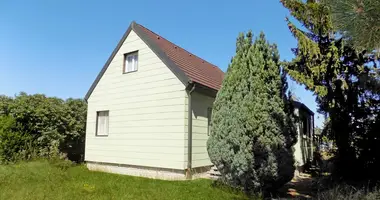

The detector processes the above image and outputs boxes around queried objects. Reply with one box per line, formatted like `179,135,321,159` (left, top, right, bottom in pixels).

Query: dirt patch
277,173,314,199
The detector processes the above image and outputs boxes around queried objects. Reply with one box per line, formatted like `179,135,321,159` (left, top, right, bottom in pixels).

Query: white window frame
123,51,138,73
96,111,109,136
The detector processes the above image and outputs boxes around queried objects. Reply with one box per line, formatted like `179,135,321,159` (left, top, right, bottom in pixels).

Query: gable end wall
85,30,187,170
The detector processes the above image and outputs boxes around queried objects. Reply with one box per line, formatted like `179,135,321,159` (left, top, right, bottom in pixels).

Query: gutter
186,83,196,179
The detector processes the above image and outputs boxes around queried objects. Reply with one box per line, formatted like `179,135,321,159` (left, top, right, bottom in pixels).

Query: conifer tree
207,32,296,193
281,0,380,180
323,0,380,53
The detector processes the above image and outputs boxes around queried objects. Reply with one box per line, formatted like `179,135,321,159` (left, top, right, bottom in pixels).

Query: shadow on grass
211,180,263,200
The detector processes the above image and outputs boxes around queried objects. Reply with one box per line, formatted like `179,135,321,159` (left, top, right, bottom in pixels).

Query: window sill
95,135,109,137
123,70,138,74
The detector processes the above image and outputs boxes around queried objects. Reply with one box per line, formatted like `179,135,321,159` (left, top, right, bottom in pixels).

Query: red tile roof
135,23,224,91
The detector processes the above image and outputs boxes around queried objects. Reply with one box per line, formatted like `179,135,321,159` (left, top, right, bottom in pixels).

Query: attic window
123,51,138,73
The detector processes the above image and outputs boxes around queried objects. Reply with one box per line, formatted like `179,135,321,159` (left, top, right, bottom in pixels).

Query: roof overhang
186,82,218,98
293,101,314,116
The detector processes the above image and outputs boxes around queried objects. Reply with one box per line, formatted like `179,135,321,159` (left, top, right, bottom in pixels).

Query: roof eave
190,82,219,98
132,22,191,87
84,22,134,101
293,101,314,115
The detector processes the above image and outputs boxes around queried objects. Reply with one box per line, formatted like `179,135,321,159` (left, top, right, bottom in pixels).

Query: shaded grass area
281,173,380,200
0,160,250,200
313,185,380,200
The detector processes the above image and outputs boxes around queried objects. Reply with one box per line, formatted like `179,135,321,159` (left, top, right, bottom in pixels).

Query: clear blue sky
0,0,324,127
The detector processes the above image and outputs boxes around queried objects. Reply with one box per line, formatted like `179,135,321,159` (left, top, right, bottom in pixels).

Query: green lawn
0,160,251,200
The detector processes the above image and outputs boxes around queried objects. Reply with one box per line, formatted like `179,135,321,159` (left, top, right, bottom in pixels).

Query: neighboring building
84,21,315,180
293,101,315,171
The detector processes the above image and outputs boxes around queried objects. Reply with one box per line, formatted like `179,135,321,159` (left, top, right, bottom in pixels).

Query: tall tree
323,0,380,53
207,32,296,193
281,0,380,180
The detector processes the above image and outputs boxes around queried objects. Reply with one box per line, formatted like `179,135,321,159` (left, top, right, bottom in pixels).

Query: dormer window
123,51,138,73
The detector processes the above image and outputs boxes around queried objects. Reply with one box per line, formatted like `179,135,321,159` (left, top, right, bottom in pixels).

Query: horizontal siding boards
87,112,185,123
89,96,185,110
86,138,185,147
86,145,184,153
92,68,178,89
192,146,210,154
193,159,213,168
87,149,183,158
90,78,182,97
86,133,184,140
85,30,187,170
87,126,184,135
88,104,184,116
90,79,183,100
184,92,215,168
192,153,211,160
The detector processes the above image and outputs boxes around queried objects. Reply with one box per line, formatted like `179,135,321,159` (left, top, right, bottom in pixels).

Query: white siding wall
293,107,304,167
85,30,187,170
185,92,215,168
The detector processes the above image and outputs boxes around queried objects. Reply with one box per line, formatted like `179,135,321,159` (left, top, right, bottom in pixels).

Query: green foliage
0,93,87,163
281,0,380,181
0,116,34,163
323,0,380,53
0,161,251,200
314,126,322,136
0,95,12,115
62,98,87,161
207,32,297,193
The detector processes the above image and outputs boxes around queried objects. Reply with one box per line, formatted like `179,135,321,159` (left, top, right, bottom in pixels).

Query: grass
312,185,380,200
0,160,251,200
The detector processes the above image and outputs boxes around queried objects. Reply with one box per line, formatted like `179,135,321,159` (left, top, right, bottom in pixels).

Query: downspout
186,83,196,179
312,114,315,151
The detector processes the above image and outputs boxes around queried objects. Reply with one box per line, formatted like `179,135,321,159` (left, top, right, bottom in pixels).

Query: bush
207,32,297,194
0,93,87,163
0,116,34,163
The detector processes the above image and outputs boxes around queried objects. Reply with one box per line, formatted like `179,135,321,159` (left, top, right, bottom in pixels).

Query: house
84,21,223,180
84,21,315,180
293,101,315,172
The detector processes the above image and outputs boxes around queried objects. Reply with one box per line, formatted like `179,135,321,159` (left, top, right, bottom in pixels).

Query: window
96,111,109,136
123,51,138,73
207,107,212,136
302,115,308,136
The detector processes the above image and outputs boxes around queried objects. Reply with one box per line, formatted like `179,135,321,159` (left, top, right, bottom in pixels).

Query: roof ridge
135,22,223,74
